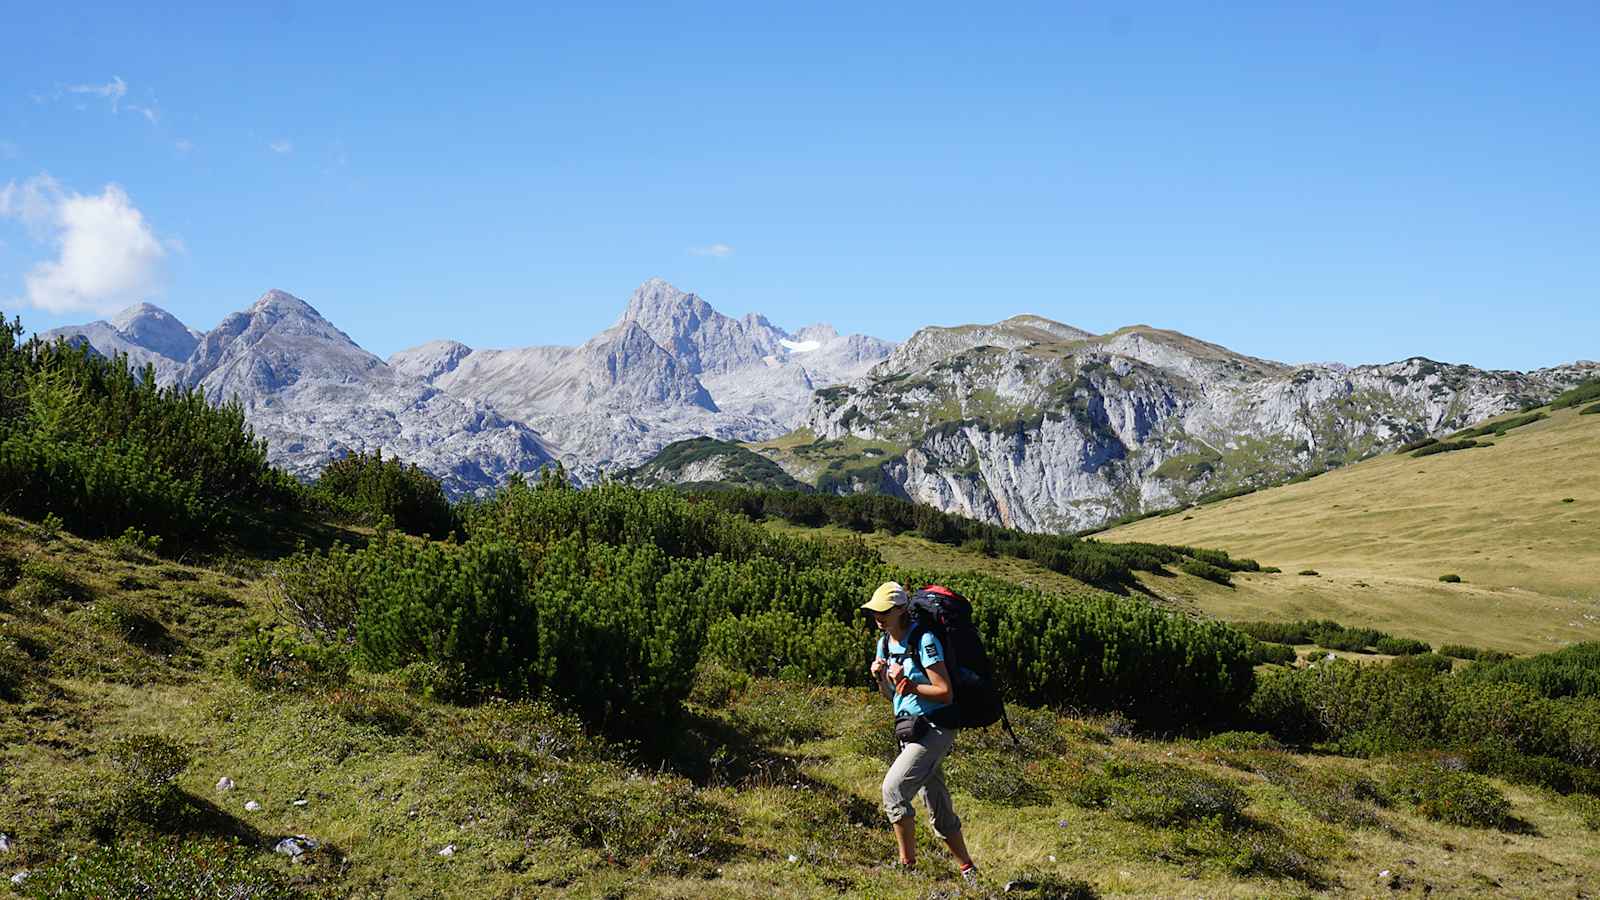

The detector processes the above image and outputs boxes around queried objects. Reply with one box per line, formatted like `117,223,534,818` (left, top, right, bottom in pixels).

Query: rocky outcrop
800,322,1598,532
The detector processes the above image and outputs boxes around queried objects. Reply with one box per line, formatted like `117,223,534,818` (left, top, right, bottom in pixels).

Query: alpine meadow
3,307,1600,898
6,6,1600,897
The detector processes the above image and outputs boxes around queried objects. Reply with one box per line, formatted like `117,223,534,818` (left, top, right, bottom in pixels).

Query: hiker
863,580,978,882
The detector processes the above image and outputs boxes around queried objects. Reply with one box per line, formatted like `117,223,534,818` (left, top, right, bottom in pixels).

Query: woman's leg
882,734,946,865
916,730,973,868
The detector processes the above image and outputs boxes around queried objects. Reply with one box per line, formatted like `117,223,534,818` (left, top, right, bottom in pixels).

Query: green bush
1197,731,1283,752
308,448,457,538
1249,641,1298,665
230,627,351,692
703,609,863,686
8,558,86,607
1439,644,1485,660
1388,653,1454,676
1384,760,1512,828
1298,569,1319,576
277,482,1257,732
1375,636,1432,656
1439,573,1462,583
109,526,163,561
18,838,295,899
1396,437,1439,453
0,315,296,548
1180,558,1233,586
1581,402,1600,416
1412,440,1481,458
1456,642,1600,699
102,734,192,830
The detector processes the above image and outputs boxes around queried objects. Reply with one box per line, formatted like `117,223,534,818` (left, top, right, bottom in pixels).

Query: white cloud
268,139,293,154
174,139,193,153
67,76,127,112
0,174,168,315
688,243,734,257
128,104,159,124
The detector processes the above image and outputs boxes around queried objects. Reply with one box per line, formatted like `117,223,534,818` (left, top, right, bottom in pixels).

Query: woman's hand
886,662,904,684
870,657,886,679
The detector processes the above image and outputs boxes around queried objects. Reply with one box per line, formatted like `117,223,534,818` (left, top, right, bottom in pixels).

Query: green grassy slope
1102,405,1600,653
6,511,1599,896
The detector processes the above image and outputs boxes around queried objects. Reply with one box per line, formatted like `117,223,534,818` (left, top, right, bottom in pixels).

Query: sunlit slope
1103,405,1600,652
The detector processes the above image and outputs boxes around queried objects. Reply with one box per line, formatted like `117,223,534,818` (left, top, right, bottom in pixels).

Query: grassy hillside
1102,404,1600,653
5,511,1600,897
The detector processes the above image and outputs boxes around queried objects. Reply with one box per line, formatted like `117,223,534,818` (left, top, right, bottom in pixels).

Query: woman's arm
899,659,954,705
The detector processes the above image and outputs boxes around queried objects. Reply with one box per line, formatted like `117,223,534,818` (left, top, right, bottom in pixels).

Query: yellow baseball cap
860,581,909,613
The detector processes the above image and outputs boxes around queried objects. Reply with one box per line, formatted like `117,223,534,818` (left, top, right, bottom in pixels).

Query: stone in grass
0,833,10,853
244,800,262,812
273,835,321,862
437,844,456,857
216,777,235,792
10,871,27,887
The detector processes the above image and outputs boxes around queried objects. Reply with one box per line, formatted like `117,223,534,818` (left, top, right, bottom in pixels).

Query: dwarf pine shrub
1384,760,1512,828
1375,636,1432,656
308,448,457,538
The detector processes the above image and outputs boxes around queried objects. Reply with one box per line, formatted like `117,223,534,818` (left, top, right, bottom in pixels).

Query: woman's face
871,607,905,632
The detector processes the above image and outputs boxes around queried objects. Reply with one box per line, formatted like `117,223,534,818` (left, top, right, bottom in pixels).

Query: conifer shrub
1383,760,1512,828
0,313,297,547
1582,402,1600,415
1180,558,1233,586
703,610,862,686
230,627,351,693
1439,573,1461,583
1375,636,1432,656
1388,653,1453,676
109,526,163,562
1298,569,1319,576
1197,731,1282,752
102,734,193,830
1248,641,1298,665
1455,642,1600,699
1439,644,1485,660
19,839,295,899
309,448,457,538
1396,437,1439,453
1411,439,1481,458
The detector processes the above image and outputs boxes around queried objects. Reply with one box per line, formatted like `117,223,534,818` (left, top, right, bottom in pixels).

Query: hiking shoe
960,864,980,886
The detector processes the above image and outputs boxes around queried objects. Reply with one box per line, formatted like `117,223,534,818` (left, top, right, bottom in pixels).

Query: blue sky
1,2,1596,369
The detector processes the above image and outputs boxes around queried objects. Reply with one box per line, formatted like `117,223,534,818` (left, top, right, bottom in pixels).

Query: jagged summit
40,301,200,383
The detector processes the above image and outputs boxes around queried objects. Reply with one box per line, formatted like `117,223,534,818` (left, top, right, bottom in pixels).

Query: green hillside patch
1551,378,1600,410
1103,404,1600,653
626,437,810,492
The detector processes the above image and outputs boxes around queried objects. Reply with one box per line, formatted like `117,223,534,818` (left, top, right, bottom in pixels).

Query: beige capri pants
881,722,962,838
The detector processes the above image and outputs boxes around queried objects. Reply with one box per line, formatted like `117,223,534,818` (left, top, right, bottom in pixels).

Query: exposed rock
244,800,262,812
39,302,201,384
802,321,1599,532
273,835,321,861
216,777,235,792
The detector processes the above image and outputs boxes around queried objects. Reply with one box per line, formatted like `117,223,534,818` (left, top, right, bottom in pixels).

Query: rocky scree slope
770,318,1597,533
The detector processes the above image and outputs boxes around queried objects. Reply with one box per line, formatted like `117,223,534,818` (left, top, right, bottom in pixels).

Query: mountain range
43,281,1597,529
41,279,893,489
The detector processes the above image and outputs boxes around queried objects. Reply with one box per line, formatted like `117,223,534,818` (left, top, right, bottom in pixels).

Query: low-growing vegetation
686,487,1261,592
1412,439,1482,458
1550,377,1600,410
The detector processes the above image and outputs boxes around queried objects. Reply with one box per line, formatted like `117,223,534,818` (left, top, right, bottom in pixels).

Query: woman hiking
862,581,978,883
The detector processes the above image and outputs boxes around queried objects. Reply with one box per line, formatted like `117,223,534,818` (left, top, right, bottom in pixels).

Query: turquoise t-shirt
878,629,954,719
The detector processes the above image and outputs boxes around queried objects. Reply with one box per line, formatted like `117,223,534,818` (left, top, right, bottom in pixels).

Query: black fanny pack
896,711,934,739
894,715,930,743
